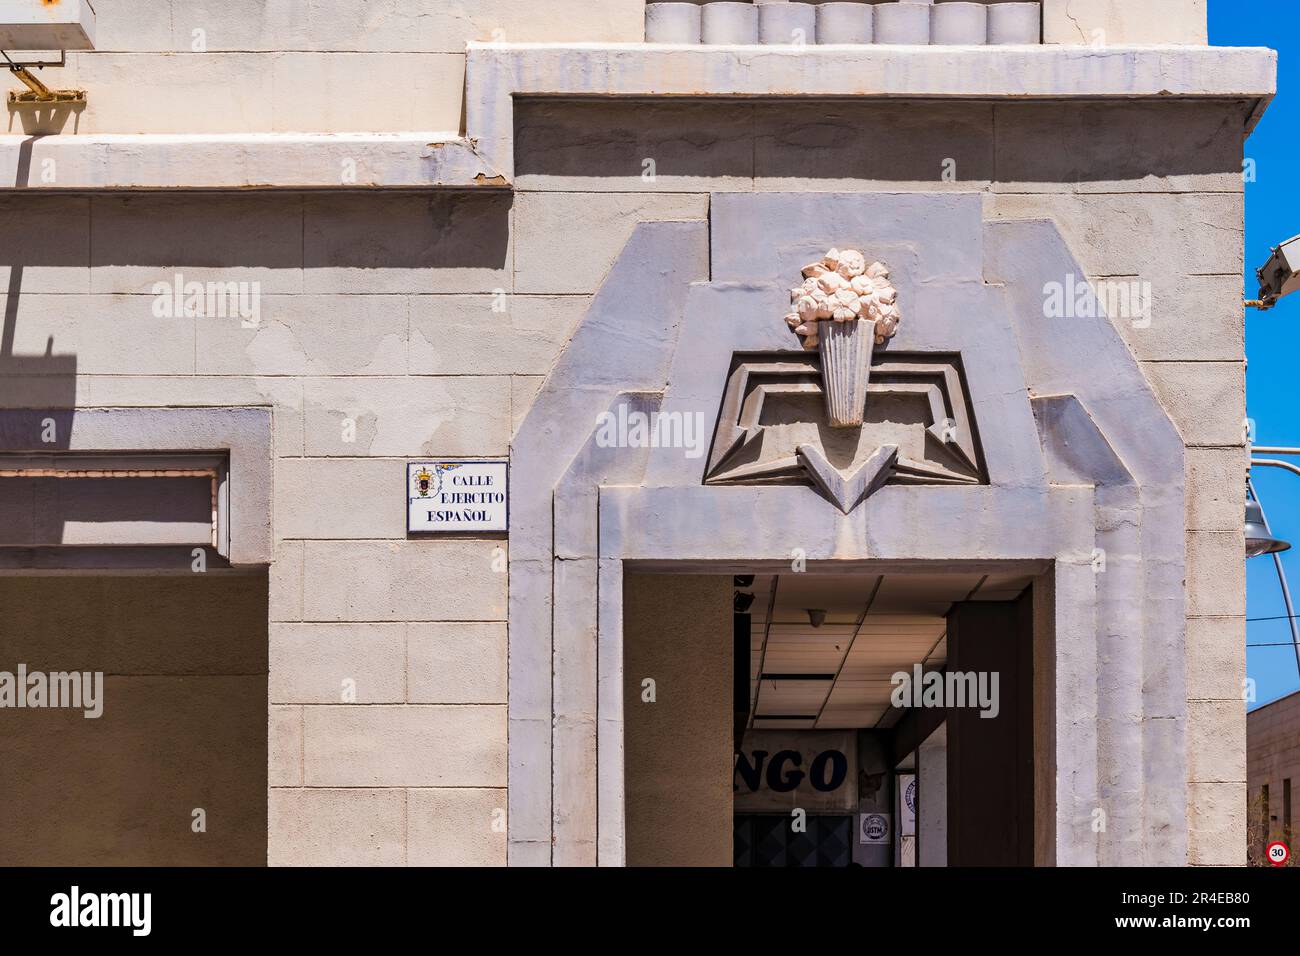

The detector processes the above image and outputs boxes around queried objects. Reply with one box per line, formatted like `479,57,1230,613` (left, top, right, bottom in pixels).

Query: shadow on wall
514,99,1249,185
7,100,86,135
0,187,511,544
1,136,79,446
62,190,513,272
0,186,512,404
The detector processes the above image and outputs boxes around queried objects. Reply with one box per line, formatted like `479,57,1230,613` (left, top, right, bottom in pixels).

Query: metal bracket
3,49,85,104
2,49,67,69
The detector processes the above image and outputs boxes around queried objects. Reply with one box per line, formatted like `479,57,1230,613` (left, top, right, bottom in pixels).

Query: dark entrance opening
0,572,269,865
737,574,1039,867
890,592,1037,866
623,567,1046,867
734,814,854,867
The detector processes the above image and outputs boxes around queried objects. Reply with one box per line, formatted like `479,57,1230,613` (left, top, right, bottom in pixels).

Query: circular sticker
1267,841,1289,867
905,779,917,815
863,814,888,841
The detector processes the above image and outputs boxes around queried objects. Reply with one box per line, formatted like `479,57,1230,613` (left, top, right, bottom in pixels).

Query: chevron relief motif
704,352,986,512
799,443,899,515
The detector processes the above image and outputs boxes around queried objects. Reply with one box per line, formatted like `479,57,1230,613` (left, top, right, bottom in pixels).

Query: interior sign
859,812,891,845
408,460,508,533
734,730,857,813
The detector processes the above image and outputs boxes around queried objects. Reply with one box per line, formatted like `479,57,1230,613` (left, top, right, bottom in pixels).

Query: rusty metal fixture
3,49,85,103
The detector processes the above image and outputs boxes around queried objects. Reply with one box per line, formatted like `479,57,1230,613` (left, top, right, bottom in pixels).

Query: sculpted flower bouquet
784,249,899,427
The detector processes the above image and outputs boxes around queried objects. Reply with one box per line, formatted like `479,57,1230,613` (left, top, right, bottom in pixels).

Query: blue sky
1211,1,1300,708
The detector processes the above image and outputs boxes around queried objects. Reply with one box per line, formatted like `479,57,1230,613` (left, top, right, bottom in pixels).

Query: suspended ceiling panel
743,571,1028,730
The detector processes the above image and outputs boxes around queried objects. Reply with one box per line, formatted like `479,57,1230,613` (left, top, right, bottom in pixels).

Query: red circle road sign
1267,841,1289,866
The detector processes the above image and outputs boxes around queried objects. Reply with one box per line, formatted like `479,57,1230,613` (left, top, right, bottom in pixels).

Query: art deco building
0,0,1273,866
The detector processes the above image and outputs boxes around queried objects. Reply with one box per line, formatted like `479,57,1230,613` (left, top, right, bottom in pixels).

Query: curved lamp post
1244,243,1300,677
1248,448,1300,678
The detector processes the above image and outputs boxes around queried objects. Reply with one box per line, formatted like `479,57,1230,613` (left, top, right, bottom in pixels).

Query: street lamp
1245,498,1290,558
1247,453,1300,679
1243,241,1300,677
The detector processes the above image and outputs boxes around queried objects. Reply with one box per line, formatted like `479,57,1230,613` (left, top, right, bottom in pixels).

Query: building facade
0,0,1274,866
1247,690,1299,863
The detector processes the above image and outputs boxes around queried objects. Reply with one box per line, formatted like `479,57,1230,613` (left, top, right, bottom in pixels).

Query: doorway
621,567,1047,867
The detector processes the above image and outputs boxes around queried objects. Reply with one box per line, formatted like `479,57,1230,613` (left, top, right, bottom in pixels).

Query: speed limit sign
1267,841,1290,866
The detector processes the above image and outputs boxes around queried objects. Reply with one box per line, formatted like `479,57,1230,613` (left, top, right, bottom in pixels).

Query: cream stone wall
4,0,645,134
0,0,1251,867
0,184,713,865
3,93,1248,863
3,2,1212,135
1042,0,1209,46
1,89,1248,862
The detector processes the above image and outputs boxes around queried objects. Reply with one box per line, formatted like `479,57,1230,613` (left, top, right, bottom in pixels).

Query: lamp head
1246,499,1291,558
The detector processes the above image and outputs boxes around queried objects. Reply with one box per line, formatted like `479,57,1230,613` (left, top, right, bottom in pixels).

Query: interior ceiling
745,572,1032,732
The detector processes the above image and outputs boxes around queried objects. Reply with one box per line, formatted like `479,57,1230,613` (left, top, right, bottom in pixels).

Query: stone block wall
1042,0,1209,45
0,182,718,865
4,0,645,134
4,1,1210,135
1246,691,1300,853
0,92,1248,863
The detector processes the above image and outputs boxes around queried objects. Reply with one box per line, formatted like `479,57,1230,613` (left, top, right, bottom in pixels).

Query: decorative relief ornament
703,248,986,513
783,249,900,428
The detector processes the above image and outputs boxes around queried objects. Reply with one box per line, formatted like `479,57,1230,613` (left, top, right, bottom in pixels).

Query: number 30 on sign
1267,841,1289,866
